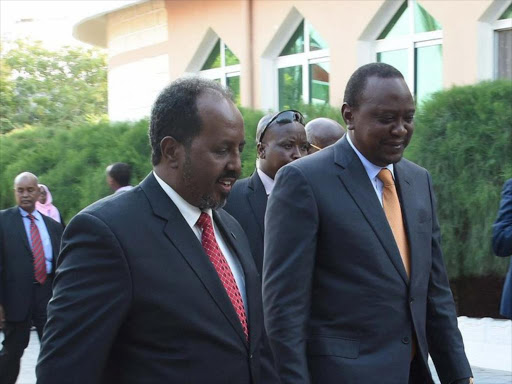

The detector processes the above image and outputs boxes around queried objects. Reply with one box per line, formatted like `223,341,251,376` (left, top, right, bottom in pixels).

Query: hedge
406,80,512,278
0,104,342,222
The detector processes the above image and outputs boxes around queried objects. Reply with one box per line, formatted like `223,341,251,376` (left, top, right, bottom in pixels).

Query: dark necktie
197,212,248,340
28,213,47,284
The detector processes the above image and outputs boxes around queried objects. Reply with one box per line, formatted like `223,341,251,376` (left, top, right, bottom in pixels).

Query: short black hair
149,77,233,165
106,162,132,187
344,63,404,109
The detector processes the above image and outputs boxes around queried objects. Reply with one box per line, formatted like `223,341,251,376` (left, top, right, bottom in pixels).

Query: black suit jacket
0,206,63,321
37,173,278,384
224,171,267,274
263,137,471,384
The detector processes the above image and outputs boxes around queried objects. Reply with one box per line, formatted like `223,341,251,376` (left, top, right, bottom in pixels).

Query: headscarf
35,184,61,223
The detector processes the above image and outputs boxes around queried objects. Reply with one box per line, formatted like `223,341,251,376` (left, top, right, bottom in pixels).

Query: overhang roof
72,0,146,48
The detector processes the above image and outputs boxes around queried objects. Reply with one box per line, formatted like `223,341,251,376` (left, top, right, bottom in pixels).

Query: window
376,0,443,104
200,39,241,104
276,20,330,110
494,3,512,80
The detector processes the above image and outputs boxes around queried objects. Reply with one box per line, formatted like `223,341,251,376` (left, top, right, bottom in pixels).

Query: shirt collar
346,132,394,180
256,168,275,195
153,171,212,229
18,206,42,220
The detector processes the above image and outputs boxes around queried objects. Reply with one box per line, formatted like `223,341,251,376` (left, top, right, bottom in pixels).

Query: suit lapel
247,172,267,238
334,138,409,285
42,215,60,271
12,207,32,253
141,173,249,347
394,162,419,284
214,210,261,352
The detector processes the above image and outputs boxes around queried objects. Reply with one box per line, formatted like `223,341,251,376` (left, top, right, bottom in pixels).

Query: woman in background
36,184,64,226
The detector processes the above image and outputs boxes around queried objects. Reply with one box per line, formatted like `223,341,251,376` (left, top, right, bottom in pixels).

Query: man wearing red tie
36,78,278,384
0,172,63,384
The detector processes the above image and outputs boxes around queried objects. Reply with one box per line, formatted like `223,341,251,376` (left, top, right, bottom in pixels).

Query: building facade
73,0,512,121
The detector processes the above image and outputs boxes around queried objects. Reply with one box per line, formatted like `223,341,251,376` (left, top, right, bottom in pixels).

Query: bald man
0,172,63,384
305,117,345,154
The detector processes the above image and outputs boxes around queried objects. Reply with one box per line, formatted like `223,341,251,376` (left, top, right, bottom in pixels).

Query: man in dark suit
263,63,473,384
36,78,278,384
0,172,63,384
224,110,308,273
493,178,512,319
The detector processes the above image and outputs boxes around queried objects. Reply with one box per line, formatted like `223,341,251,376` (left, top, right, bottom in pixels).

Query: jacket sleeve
263,164,319,384
493,179,512,257
36,212,132,384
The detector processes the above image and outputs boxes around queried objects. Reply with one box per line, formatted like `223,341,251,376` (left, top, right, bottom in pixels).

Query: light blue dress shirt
346,132,395,207
19,207,53,274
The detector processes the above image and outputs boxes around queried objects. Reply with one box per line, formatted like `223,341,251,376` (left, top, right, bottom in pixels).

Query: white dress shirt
346,132,395,207
256,168,275,196
153,172,247,311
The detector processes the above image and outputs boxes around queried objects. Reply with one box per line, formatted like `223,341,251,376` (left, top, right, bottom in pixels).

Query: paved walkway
5,330,510,384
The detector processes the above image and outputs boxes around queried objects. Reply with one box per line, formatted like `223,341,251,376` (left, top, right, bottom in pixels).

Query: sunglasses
258,110,305,143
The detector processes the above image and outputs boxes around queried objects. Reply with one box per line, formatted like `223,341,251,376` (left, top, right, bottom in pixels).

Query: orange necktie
377,169,411,277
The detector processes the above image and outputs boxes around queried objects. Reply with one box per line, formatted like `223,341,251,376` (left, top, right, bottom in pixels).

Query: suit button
410,297,414,304
249,354,253,359
402,336,410,344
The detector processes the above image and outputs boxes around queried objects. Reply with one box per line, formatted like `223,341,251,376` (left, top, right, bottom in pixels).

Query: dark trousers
409,355,434,384
0,279,52,384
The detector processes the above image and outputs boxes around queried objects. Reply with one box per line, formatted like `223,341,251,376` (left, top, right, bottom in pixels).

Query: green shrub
406,80,512,278
0,104,342,221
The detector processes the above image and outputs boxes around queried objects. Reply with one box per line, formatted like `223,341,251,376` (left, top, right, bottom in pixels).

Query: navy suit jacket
263,137,471,384
0,206,63,321
36,173,277,384
492,178,512,318
224,171,267,275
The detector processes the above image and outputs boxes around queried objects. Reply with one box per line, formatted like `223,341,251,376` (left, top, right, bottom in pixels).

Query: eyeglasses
258,110,305,143
309,143,323,151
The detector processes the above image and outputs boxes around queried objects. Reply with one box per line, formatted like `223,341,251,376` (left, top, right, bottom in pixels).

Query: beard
182,152,226,210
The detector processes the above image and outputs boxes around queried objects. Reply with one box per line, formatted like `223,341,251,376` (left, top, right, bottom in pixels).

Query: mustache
217,171,239,180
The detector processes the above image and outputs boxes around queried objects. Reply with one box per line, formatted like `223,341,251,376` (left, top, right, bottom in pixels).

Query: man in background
493,178,512,319
0,172,63,384
263,63,472,384
305,117,345,154
224,110,308,273
37,78,277,383
106,162,133,193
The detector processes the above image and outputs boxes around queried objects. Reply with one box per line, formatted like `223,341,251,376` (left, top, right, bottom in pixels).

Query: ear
160,136,184,168
341,103,355,131
257,142,266,159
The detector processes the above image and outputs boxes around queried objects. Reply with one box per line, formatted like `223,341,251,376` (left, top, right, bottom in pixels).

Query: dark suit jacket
37,173,277,384
0,206,63,321
263,137,471,384
492,178,512,318
224,171,267,274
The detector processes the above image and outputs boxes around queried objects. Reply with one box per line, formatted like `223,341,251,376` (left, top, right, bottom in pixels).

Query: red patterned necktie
197,212,248,340
28,213,47,284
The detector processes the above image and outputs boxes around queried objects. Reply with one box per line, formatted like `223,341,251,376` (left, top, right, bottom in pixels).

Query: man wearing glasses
224,110,308,274
263,63,473,384
305,117,345,155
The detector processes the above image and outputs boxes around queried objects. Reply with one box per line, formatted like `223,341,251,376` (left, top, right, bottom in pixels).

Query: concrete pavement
4,328,512,383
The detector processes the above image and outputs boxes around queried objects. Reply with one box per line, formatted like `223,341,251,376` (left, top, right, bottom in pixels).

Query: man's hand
0,305,5,329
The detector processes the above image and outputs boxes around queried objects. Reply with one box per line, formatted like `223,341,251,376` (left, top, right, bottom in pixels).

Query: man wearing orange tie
263,63,473,384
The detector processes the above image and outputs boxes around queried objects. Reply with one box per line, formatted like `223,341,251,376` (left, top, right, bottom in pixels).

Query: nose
227,152,242,175
291,145,302,160
392,120,408,137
